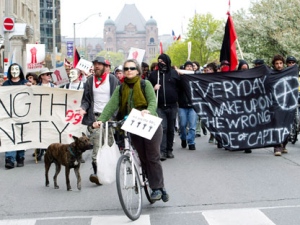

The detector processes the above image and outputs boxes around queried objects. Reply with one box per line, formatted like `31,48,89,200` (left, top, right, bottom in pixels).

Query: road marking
202,208,276,225
91,215,151,224
0,219,36,225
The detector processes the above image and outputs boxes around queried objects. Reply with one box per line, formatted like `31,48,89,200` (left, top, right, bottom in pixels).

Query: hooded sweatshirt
148,53,180,108
2,63,28,86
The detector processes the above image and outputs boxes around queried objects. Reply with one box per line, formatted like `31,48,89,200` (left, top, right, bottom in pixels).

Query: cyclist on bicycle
92,59,169,202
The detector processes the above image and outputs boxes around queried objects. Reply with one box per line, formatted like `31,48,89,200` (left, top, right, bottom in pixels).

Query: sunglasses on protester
124,67,137,71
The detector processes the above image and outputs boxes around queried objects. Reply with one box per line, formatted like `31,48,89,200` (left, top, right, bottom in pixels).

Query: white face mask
69,69,79,82
11,65,20,78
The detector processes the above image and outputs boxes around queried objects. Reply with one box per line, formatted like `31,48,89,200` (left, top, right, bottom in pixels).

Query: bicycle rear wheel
116,154,142,221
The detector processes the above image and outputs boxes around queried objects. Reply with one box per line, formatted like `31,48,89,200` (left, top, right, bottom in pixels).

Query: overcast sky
60,0,252,39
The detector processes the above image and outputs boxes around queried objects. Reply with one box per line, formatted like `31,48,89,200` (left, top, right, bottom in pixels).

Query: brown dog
44,132,92,191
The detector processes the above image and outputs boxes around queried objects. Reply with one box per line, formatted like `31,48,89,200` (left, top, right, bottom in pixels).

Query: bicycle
104,120,154,221
289,105,300,144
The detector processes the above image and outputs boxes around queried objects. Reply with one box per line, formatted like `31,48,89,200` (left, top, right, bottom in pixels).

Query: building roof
146,16,157,26
115,4,146,32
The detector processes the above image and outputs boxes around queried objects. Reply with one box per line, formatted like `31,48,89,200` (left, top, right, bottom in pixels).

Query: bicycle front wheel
116,154,142,221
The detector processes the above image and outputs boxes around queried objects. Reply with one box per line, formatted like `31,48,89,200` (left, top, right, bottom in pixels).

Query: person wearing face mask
64,68,85,90
2,63,31,169
148,53,180,161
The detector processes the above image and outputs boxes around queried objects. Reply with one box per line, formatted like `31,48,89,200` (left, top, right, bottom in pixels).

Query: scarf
119,76,147,118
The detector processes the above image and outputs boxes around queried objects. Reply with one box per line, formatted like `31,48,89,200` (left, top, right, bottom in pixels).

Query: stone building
0,0,40,70
103,4,159,64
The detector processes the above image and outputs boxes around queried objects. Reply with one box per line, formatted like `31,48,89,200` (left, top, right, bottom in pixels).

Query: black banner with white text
181,65,299,150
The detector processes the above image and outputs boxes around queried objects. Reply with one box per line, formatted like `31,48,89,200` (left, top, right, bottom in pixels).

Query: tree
233,0,300,65
97,51,125,70
166,13,223,67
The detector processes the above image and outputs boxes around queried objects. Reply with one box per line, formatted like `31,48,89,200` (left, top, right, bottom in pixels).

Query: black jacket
148,54,180,108
80,74,119,126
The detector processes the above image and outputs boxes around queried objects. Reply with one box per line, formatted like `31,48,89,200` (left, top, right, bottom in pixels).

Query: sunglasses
287,61,296,64
124,67,137,71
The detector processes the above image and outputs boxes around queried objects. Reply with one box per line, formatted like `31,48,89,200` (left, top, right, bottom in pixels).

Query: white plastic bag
97,122,121,184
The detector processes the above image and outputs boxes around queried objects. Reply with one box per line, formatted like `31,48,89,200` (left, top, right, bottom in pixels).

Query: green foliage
166,13,223,67
233,0,300,65
97,51,125,70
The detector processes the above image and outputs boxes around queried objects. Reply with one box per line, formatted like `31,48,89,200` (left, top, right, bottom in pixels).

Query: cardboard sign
76,58,93,74
26,44,45,72
127,48,145,65
121,108,162,140
51,66,69,87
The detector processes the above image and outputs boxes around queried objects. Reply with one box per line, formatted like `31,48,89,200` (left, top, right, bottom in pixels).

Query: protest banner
0,86,86,152
180,65,299,150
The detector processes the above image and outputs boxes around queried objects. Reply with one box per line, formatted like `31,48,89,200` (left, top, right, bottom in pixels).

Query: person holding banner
79,56,119,185
272,55,289,156
2,63,31,169
178,61,198,150
38,68,56,87
93,59,169,202
148,53,180,161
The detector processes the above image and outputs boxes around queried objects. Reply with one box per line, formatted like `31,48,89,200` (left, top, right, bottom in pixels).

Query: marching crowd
0,53,299,202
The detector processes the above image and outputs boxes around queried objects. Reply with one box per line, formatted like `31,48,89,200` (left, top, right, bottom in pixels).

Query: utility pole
52,0,56,69
4,0,11,61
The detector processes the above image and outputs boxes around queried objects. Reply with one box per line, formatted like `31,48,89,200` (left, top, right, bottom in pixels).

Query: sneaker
89,174,101,185
244,149,252,154
160,152,167,161
16,157,24,167
161,188,169,202
5,157,14,169
181,140,187,148
188,144,196,150
282,148,288,153
167,151,174,158
150,189,162,201
274,147,282,156
202,128,207,135
208,135,214,143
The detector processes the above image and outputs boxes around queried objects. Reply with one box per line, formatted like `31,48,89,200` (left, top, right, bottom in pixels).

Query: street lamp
73,12,101,58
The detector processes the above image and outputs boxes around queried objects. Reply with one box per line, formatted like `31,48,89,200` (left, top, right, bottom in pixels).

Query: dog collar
68,146,75,156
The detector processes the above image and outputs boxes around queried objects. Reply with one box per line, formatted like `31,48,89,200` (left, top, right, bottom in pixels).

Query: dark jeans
157,106,178,154
131,125,164,189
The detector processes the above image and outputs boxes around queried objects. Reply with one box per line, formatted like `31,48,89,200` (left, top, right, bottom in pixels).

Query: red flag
220,14,238,71
172,30,177,41
73,48,80,68
159,42,163,54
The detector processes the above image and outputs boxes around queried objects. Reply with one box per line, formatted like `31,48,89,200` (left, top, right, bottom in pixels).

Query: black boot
36,149,45,161
89,162,101,185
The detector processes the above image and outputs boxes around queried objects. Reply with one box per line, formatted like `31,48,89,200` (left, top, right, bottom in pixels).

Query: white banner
0,86,86,152
121,108,162,140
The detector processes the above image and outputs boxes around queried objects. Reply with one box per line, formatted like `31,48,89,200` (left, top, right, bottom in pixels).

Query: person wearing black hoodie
148,54,180,161
2,63,31,169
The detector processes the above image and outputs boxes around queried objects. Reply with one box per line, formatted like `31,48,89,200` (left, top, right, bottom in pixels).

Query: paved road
1,132,300,224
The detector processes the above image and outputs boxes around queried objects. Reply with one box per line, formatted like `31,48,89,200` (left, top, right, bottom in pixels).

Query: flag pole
228,0,244,60
236,39,244,60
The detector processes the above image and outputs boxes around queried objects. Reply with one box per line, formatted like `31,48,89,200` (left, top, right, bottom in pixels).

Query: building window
22,3,25,18
13,0,18,15
150,37,154,44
